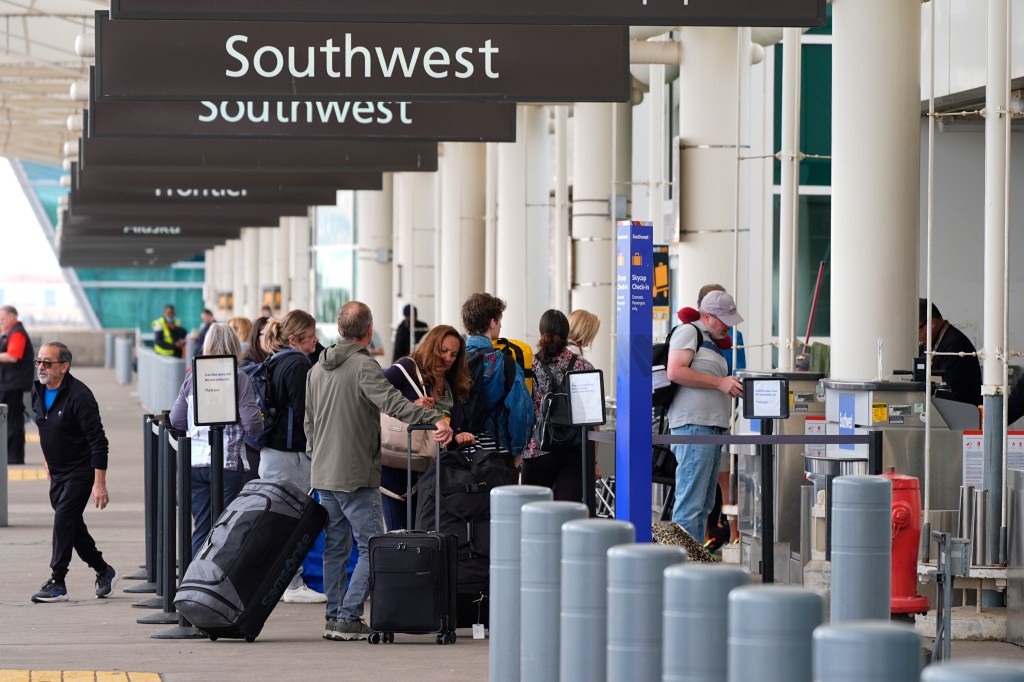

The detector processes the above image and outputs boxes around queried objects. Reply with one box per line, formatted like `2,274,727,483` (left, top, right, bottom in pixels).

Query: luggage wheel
368,632,393,645
436,632,456,645
244,636,256,643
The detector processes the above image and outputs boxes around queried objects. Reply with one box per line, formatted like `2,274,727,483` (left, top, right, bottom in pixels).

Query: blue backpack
240,349,299,450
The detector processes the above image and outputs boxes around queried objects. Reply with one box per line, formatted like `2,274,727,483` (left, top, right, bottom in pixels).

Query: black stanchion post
125,414,156,582
210,425,225,522
152,435,205,639
580,428,596,517
759,418,775,584
868,430,883,475
138,424,180,625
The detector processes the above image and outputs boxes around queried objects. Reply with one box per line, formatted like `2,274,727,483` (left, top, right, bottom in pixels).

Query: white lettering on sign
122,225,183,235
154,188,248,198
224,34,500,81
196,100,413,126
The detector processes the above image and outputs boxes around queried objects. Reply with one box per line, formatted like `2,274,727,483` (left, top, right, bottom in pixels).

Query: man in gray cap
664,288,744,542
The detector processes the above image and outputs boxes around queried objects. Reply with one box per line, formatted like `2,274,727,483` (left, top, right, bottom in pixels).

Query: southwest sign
94,16,630,102
78,135,438,172
88,97,517,141
109,0,826,27
72,163,384,191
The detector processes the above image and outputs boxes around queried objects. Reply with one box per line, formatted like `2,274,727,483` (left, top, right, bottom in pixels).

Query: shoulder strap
686,323,703,354
394,360,426,398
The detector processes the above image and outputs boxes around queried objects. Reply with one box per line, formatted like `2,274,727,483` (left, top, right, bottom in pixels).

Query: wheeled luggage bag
174,479,328,642
368,425,458,645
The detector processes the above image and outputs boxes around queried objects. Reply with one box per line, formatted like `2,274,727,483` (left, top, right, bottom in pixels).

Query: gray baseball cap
701,290,743,327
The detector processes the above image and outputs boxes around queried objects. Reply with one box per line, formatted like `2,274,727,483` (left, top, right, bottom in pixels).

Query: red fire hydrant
883,467,930,616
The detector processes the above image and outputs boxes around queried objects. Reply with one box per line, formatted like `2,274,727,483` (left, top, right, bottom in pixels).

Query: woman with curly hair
381,324,474,529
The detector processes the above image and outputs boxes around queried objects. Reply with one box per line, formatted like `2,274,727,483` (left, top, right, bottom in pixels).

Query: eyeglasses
34,359,63,368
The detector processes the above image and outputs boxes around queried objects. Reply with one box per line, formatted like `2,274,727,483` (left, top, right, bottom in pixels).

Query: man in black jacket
0,305,34,464
919,300,982,406
29,341,117,603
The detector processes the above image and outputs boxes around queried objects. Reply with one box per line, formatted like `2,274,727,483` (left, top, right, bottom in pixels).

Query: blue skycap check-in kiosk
615,220,654,542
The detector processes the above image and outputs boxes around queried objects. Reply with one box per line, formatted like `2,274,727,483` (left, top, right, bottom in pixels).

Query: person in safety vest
152,304,187,358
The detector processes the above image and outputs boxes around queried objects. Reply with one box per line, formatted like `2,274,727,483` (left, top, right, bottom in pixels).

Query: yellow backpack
493,337,533,394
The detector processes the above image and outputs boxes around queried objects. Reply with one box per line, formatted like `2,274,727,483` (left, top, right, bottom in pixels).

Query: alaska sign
94,15,630,102
109,0,826,27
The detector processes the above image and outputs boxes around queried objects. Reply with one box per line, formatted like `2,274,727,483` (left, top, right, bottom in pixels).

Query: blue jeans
317,487,385,621
670,424,725,543
190,464,246,559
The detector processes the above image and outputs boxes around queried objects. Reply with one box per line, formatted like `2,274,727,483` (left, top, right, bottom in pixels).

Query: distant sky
0,157,63,279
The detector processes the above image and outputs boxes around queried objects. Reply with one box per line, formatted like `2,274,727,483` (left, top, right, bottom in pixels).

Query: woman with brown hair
521,309,595,504
259,309,324,603
380,324,474,529
243,315,273,367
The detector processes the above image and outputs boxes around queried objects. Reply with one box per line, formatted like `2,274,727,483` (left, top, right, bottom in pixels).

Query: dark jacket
392,319,428,363
0,321,34,391
32,372,109,478
264,348,312,452
923,322,982,406
383,357,466,433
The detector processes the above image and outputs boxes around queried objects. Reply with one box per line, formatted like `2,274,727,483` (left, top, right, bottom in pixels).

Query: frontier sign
95,16,629,102
109,0,826,27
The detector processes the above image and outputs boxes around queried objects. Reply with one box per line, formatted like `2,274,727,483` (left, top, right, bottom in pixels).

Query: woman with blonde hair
226,317,253,351
259,309,324,603
170,323,263,555
566,309,600,357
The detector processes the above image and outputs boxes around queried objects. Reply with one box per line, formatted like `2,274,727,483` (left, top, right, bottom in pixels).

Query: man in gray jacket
305,300,452,641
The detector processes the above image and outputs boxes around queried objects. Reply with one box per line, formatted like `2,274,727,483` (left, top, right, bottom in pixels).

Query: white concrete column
357,174,394,346
677,27,743,315
272,217,291,316
240,227,260,318
496,105,549,343
203,247,216,311
257,227,275,312
288,216,312,312
438,144,486,330
831,0,920,379
392,172,436,330
982,0,1009,391
228,239,244,317
776,28,803,371
571,103,615,376
552,107,570,314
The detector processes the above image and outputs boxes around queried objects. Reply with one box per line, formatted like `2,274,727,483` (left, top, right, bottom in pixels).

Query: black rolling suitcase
368,425,458,645
174,479,328,642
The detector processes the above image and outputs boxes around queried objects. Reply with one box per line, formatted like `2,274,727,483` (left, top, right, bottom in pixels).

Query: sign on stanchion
566,369,605,515
192,354,239,521
742,376,789,583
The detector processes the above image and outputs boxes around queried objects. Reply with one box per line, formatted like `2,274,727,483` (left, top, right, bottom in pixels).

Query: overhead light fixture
69,80,90,101
75,34,95,58
67,114,84,132
62,141,77,157
60,175,71,188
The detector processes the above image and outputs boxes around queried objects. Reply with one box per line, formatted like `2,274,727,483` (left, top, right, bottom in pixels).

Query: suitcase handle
406,424,442,531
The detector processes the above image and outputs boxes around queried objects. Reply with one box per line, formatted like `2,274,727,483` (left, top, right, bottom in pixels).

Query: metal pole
138,423,180,625
759,419,775,583
830,476,891,623
728,586,823,682
0,404,8,528
209,425,225,522
813,622,921,681
125,415,157,582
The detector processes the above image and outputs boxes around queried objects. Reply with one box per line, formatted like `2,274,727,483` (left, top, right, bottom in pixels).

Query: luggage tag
472,592,486,639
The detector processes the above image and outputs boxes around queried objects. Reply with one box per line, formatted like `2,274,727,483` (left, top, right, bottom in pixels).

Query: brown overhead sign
94,15,630,102
109,0,826,27
69,173,340,206
72,162,384,191
78,134,438,172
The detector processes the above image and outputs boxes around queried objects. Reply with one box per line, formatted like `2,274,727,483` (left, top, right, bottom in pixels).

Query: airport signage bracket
109,0,826,27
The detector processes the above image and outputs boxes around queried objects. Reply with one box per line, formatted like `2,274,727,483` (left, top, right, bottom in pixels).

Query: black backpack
532,355,582,451
240,349,299,449
652,323,701,409
463,346,517,436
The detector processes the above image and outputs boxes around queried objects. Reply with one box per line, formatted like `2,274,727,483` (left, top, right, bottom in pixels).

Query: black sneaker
31,578,68,603
95,566,118,598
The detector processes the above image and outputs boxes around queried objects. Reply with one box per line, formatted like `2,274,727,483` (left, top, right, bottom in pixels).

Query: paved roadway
1,367,1022,680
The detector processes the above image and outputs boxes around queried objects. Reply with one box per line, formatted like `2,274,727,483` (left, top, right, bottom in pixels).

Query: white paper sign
962,432,984,488
193,355,239,426
568,370,605,427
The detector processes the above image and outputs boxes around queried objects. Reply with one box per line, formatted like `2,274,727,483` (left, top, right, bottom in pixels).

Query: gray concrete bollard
607,543,688,682
560,518,635,682
521,501,589,682
728,585,823,682
115,337,133,386
663,564,750,682
105,333,116,369
812,622,921,681
922,660,1024,681
490,485,553,682
830,475,891,623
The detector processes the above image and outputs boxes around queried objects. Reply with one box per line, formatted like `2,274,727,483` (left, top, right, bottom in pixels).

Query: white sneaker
282,584,327,604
